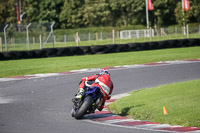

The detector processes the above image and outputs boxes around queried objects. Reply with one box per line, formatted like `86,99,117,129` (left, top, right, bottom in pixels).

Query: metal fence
0,22,200,52
120,29,155,39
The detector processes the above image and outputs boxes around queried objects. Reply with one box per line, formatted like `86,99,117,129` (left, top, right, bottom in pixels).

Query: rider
75,69,114,111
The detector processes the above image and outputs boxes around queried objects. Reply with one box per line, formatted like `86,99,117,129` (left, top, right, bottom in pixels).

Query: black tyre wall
56,47,72,56
91,45,106,54
0,39,199,60
44,48,58,57
104,44,119,53
0,52,5,60
116,44,130,52
79,46,92,54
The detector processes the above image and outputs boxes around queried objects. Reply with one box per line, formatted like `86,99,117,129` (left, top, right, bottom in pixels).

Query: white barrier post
26,23,31,50
186,24,189,38
51,22,55,48
64,34,66,45
4,24,9,51
33,36,35,44
40,35,42,49
112,29,115,44
76,32,80,46
0,37,2,52
96,32,98,41
44,22,55,47
88,32,91,44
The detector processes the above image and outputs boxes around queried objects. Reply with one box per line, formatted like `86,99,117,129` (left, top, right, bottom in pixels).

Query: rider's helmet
99,69,110,76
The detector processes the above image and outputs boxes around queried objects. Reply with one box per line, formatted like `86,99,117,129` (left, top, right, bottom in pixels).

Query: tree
154,0,177,27
26,0,41,23
109,0,146,26
174,1,197,26
0,0,199,29
192,0,200,22
128,0,146,25
83,0,112,26
0,0,18,24
26,0,63,28
59,0,86,28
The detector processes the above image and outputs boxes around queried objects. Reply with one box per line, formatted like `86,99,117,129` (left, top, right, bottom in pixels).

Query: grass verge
0,46,200,78
109,79,200,128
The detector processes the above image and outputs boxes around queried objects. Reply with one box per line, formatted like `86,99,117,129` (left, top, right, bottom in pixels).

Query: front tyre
74,96,93,119
71,108,75,117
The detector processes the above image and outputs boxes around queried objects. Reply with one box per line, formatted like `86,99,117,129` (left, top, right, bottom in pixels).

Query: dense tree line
0,0,199,29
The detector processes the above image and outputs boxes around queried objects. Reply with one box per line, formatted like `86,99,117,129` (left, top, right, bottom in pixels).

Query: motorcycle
71,81,103,119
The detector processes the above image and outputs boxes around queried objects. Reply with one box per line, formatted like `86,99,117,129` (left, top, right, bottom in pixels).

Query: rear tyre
74,96,93,119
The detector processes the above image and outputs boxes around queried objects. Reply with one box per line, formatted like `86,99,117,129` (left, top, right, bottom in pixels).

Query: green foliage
83,0,112,26
59,0,86,28
108,0,150,26
154,0,177,26
26,0,63,28
191,0,200,22
175,2,194,26
0,0,200,29
0,0,18,24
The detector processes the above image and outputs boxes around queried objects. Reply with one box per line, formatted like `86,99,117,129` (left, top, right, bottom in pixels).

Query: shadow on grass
120,104,145,116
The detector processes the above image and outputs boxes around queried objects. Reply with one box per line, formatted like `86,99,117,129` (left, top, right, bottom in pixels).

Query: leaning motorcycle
71,83,103,119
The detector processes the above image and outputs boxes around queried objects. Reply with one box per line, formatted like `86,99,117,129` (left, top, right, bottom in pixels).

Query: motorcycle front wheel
74,95,93,119
71,108,75,117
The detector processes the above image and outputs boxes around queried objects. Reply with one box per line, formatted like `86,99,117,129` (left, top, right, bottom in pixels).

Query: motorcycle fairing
85,86,100,99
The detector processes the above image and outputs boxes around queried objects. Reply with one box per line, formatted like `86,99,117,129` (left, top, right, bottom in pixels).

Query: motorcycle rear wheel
74,96,93,119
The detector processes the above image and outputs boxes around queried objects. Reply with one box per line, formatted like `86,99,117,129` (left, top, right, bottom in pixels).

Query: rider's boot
75,88,85,99
97,101,105,111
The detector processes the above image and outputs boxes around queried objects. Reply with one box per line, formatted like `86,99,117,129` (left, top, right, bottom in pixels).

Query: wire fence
0,22,200,52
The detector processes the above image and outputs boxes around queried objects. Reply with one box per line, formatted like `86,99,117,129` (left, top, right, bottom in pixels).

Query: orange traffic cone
163,106,168,115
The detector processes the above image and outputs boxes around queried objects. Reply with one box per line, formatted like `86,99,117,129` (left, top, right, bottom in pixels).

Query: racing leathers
78,74,114,111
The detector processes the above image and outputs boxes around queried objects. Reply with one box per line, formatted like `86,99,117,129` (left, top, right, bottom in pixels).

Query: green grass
109,79,200,127
0,46,200,78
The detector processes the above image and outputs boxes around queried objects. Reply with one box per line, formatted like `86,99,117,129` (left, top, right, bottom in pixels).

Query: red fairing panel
79,74,114,100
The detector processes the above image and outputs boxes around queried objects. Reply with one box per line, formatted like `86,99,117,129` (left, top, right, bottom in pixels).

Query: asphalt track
0,62,200,133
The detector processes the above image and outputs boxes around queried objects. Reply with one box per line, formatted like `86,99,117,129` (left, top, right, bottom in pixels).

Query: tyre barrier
91,45,107,54
127,43,141,51
56,47,72,56
104,44,118,53
0,39,199,60
79,46,92,55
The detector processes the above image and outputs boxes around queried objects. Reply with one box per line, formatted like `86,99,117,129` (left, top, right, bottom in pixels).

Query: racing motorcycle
71,81,103,119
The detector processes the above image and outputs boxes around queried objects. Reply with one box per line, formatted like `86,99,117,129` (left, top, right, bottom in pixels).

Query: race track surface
0,62,200,133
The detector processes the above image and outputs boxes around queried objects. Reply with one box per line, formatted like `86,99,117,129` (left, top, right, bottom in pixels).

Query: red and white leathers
79,74,114,110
